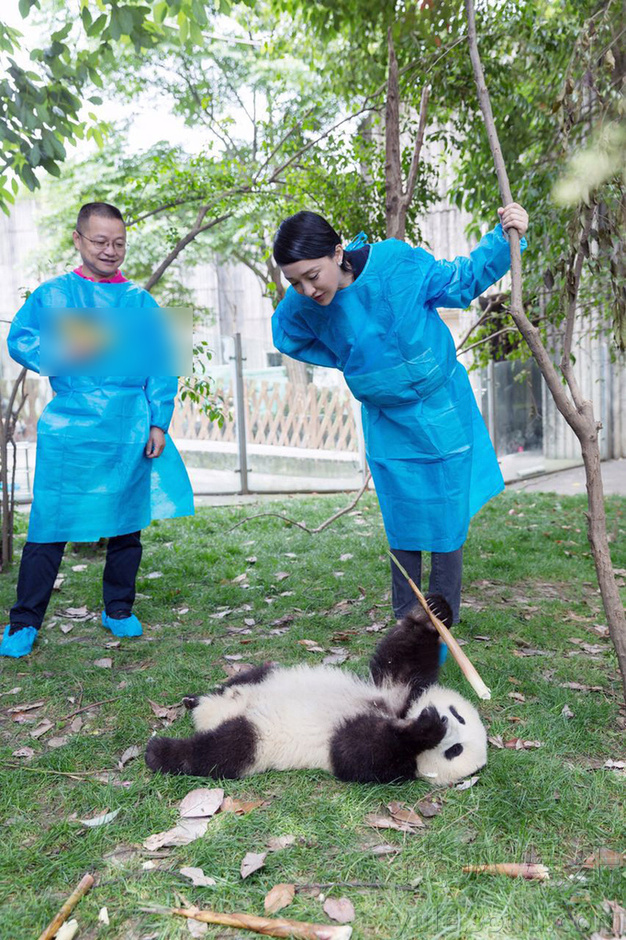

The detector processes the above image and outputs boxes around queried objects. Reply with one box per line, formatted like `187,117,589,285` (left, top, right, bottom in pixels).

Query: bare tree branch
403,84,430,208
144,212,231,291
560,204,595,408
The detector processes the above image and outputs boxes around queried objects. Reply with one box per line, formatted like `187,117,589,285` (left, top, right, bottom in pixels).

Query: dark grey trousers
390,547,463,623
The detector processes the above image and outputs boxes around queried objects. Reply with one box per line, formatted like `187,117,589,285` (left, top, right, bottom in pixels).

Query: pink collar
73,267,128,283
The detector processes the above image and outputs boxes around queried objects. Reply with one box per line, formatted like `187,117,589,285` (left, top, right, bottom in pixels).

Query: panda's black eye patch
444,743,464,760
449,705,465,725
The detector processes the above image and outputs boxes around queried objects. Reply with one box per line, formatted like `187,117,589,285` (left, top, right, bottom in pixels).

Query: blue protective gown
8,272,194,543
273,224,526,552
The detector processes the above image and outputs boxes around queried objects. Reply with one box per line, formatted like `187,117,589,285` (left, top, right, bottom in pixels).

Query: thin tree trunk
385,28,404,239
464,0,626,700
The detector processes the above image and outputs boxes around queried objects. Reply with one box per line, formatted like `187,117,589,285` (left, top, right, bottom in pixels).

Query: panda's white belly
193,665,409,774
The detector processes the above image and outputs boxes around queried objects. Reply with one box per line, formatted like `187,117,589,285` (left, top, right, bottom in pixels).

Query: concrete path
507,458,625,497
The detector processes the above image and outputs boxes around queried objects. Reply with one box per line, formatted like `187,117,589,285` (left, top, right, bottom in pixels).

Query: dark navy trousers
390,547,463,623
10,532,142,630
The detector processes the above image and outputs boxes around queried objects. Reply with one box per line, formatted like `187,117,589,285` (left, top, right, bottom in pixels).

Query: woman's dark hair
273,210,353,273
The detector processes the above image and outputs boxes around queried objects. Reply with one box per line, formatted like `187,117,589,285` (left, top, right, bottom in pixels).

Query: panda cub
145,594,487,786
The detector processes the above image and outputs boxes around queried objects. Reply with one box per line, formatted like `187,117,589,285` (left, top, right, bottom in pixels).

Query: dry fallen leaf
489,735,505,749
603,899,626,936
80,809,121,828
145,571,164,580
47,735,69,749
264,882,295,914
504,738,543,750
267,835,296,851
507,692,526,703
179,788,225,819
60,623,74,634
604,759,625,770
220,796,266,815
561,704,575,719
387,801,425,828
30,719,54,739
559,681,605,693
581,848,625,869
240,851,267,879
364,813,417,834
118,745,140,769
98,907,110,925
8,701,44,714
416,798,443,818
94,658,113,669
323,897,356,924
12,747,35,759
456,776,480,790
274,572,290,582
143,818,208,850
179,866,217,887
187,919,208,938
64,606,89,618
72,564,88,572
149,700,185,724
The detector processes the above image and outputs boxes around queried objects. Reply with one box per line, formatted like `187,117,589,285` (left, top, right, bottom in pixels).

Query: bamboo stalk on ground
388,551,491,700
142,904,353,939
36,873,95,940
463,863,550,881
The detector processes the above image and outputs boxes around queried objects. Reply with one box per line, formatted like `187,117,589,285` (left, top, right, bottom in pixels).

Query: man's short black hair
76,202,125,230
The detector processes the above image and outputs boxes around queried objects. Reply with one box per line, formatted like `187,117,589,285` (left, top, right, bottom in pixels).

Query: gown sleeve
145,376,177,431
7,289,44,373
272,293,341,370
423,223,527,309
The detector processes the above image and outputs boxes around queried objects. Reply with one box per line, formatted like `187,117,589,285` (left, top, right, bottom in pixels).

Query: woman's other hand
498,203,528,238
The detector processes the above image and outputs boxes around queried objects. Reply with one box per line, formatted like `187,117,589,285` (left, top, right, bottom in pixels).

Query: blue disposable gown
8,273,194,543
273,224,526,552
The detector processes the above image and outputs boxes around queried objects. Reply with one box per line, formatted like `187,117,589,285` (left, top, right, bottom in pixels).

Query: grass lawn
0,489,624,940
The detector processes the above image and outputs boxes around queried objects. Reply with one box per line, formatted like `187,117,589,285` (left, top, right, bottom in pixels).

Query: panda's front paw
145,735,188,774
413,705,448,748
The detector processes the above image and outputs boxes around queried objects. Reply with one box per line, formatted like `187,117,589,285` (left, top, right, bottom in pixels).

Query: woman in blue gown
272,205,528,626
1,202,194,658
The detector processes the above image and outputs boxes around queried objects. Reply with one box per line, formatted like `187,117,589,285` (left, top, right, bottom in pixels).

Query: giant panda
145,594,487,786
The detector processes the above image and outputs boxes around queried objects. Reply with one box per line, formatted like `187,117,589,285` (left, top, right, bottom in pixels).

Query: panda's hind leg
145,716,258,779
369,593,452,696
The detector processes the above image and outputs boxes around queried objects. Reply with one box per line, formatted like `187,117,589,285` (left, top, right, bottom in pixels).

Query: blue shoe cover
101,611,142,638
438,642,448,666
0,624,37,658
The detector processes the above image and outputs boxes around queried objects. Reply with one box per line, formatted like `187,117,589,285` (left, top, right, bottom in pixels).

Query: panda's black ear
183,695,200,711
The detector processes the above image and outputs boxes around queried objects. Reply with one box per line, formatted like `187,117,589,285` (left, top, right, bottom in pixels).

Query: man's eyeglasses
75,229,126,252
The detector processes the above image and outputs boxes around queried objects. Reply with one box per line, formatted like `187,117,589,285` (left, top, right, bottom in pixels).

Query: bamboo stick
463,863,550,881
162,905,353,939
388,552,491,700
37,873,95,940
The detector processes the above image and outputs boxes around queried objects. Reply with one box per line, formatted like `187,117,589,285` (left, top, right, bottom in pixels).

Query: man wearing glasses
1,202,193,658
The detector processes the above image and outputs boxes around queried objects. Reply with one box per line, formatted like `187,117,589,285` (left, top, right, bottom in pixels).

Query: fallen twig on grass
59,696,120,722
4,764,106,779
228,473,372,535
37,873,95,940
142,904,353,939
388,552,491,700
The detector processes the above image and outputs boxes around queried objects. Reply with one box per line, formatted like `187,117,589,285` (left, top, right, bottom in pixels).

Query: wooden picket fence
2,376,359,453
170,379,359,452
